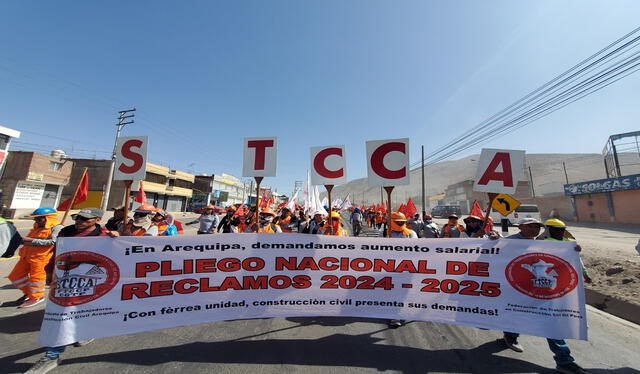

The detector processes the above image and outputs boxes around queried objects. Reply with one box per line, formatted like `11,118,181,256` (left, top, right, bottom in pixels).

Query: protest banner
40,234,587,347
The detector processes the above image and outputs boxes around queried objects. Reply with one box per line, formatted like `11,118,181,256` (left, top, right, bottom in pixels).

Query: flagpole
481,193,498,235
60,167,88,225
120,180,133,232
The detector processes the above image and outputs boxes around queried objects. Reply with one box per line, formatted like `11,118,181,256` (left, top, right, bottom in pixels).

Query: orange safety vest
442,224,465,238
279,216,293,233
21,226,56,256
124,223,147,236
257,223,280,233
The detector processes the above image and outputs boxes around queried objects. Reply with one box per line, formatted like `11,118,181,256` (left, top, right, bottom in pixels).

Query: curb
585,288,640,325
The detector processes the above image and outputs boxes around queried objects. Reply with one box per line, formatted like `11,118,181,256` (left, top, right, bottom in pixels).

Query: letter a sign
243,137,277,177
114,136,148,181
310,146,347,185
366,138,410,187
473,148,525,194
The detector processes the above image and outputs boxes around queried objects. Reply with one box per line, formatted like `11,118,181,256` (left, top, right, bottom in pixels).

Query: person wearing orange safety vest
439,214,465,238
375,211,384,229
120,204,159,236
380,212,416,328
320,211,348,236
7,207,62,308
245,208,282,233
152,209,178,236
276,207,298,233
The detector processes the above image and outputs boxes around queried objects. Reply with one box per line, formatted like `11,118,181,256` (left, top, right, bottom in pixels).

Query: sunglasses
394,221,406,225
74,216,95,221
331,218,340,221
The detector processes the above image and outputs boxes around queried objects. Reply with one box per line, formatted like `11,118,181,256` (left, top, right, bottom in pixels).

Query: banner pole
384,186,394,238
254,177,263,225
325,184,334,234
120,180,133,232
60,167,88,225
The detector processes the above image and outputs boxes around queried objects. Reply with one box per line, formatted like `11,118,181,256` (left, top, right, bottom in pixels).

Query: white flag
286,191,298,211
340,194,352,211
321,196,328,209
304,170,312,214
314,186,328,216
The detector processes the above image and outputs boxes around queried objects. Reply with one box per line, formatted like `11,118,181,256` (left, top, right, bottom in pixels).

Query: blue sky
1,1,639,194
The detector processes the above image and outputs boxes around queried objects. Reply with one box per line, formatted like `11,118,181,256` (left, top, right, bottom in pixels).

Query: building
191,174,215,210
443,179,532,214
63,159,195,212
210,173,249,207
564,174,640,224
0,151,73,218
0,125,21,173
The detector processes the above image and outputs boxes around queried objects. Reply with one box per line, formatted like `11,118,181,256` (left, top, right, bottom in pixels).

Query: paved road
1,214,638,373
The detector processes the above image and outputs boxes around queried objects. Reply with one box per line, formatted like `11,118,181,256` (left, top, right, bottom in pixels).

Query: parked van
490,204,541,226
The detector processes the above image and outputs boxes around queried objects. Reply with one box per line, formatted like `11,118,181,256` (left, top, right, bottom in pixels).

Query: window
515,205,539,213
145,172,166,184
49,161,63,171
0,135,9,150
174,179,193,189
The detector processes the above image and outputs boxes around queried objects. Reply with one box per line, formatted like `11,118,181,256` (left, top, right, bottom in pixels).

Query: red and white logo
505,252,578,300
49,251,120,306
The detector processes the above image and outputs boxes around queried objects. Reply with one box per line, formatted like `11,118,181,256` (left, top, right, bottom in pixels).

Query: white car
490,204,541,226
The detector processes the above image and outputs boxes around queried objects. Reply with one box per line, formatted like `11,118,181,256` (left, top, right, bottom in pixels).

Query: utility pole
101,108,135,211
528,166,536,198
421,145,426,216
562,161,569,184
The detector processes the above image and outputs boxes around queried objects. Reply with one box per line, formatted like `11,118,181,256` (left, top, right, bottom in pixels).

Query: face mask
260,216,274,225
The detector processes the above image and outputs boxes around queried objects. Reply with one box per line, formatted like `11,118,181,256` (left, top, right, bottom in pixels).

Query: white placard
40,235,587,347
10,180,46,209
114,136,148,181
310,145,347,185
473,148,525,194
243,137,277,177
366,138,410,187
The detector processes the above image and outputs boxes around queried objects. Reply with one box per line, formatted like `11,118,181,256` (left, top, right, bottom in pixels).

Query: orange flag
405,198,417,217
135,181,147,203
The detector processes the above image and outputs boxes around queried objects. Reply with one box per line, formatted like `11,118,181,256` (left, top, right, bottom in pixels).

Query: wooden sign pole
120,180,133,232
325,184,334,234
254,176,263,225
482,192,498,235
384,186,394,238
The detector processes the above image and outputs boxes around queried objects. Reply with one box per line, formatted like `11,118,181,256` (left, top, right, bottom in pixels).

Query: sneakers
503,335,524,352
388,319,405,328
556,362,591,374
18,297,45,308
24,356,60,374
73,338,94,347
1,294,28,307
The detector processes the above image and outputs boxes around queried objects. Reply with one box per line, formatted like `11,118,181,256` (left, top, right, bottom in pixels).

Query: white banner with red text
40,234,587,346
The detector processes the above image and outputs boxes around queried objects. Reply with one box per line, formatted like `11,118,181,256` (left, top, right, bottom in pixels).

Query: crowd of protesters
1,199,593,374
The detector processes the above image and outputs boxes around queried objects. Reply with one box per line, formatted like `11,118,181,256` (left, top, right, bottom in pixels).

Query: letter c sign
366,138,410,187
114,136,148,181
310,146,347,185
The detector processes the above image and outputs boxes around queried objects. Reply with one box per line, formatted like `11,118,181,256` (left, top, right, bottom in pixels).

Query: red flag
234,204,246,217
135,181,146,203
57,171,89,211
405,198,417,218
259,191,269,209
398,203,406,215
470,200,485,219
267,195,275,207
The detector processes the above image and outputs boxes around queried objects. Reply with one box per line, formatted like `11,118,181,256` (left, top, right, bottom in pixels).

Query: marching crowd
0,201,592,374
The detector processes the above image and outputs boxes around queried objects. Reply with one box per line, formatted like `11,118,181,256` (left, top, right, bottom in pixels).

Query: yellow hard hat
391,212,407,221
330,211,341,219
544,218,566,228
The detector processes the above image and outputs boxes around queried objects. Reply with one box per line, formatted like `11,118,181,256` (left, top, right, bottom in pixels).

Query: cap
448,214,458,219
71,208,104,219
518,217,544,227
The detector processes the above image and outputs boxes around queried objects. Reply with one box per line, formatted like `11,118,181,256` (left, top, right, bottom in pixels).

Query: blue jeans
44,345,66,359
504,332,574,365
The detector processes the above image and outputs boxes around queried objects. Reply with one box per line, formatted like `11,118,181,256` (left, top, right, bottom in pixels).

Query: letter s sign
366,138,410,187
114,136,148,181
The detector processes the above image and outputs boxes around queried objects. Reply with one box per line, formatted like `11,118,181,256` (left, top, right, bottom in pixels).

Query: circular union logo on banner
49,251,120,307
505,252,578,300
